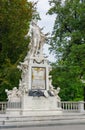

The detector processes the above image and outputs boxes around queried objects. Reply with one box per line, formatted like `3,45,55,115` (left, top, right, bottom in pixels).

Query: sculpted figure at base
5,87,21,102
19,80,28,94
17,60,29,94
54,87,61,101
49,76,61,101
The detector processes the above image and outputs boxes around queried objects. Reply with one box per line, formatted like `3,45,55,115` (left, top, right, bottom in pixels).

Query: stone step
0,113,85,128
0,113,85,119
1,118,85,129
0,113,85,123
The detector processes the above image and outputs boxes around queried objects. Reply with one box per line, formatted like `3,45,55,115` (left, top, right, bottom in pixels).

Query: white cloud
37,0,50,12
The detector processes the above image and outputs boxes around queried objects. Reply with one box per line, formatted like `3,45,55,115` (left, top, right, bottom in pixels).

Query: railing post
78,101,84,113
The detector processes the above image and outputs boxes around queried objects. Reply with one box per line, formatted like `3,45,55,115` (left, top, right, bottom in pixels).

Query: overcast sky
29,0,56,62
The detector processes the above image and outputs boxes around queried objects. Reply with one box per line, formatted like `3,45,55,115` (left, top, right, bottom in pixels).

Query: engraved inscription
32,67,46,90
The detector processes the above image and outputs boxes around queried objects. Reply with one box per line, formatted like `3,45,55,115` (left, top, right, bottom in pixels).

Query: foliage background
0,0,33,101
0,0,85,101
48,0,85,101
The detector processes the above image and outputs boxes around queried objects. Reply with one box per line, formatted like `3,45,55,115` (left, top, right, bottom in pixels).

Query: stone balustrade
0,101,85,114
7,102,21,109
61,101,85,112
0,102,7,114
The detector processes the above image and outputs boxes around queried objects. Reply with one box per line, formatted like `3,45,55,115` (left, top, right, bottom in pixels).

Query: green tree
50,64,83,101
0,0,34,101
48,0,85,101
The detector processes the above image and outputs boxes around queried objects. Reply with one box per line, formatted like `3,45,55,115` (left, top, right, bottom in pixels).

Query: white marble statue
5,18,62,116
25,20,48,56
25,20,40,56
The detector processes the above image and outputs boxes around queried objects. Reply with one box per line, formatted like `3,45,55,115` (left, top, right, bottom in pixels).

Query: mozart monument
5,20,62,116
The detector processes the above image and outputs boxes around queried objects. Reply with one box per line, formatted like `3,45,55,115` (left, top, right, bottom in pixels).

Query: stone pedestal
21,95,62,116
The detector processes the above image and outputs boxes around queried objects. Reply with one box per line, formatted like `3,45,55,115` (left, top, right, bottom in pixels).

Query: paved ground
1,125,85,130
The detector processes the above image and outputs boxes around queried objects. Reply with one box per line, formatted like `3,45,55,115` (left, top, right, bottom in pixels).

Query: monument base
6,95,62,116
21,95,62,116
6,108,62,116
21,109,62,116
